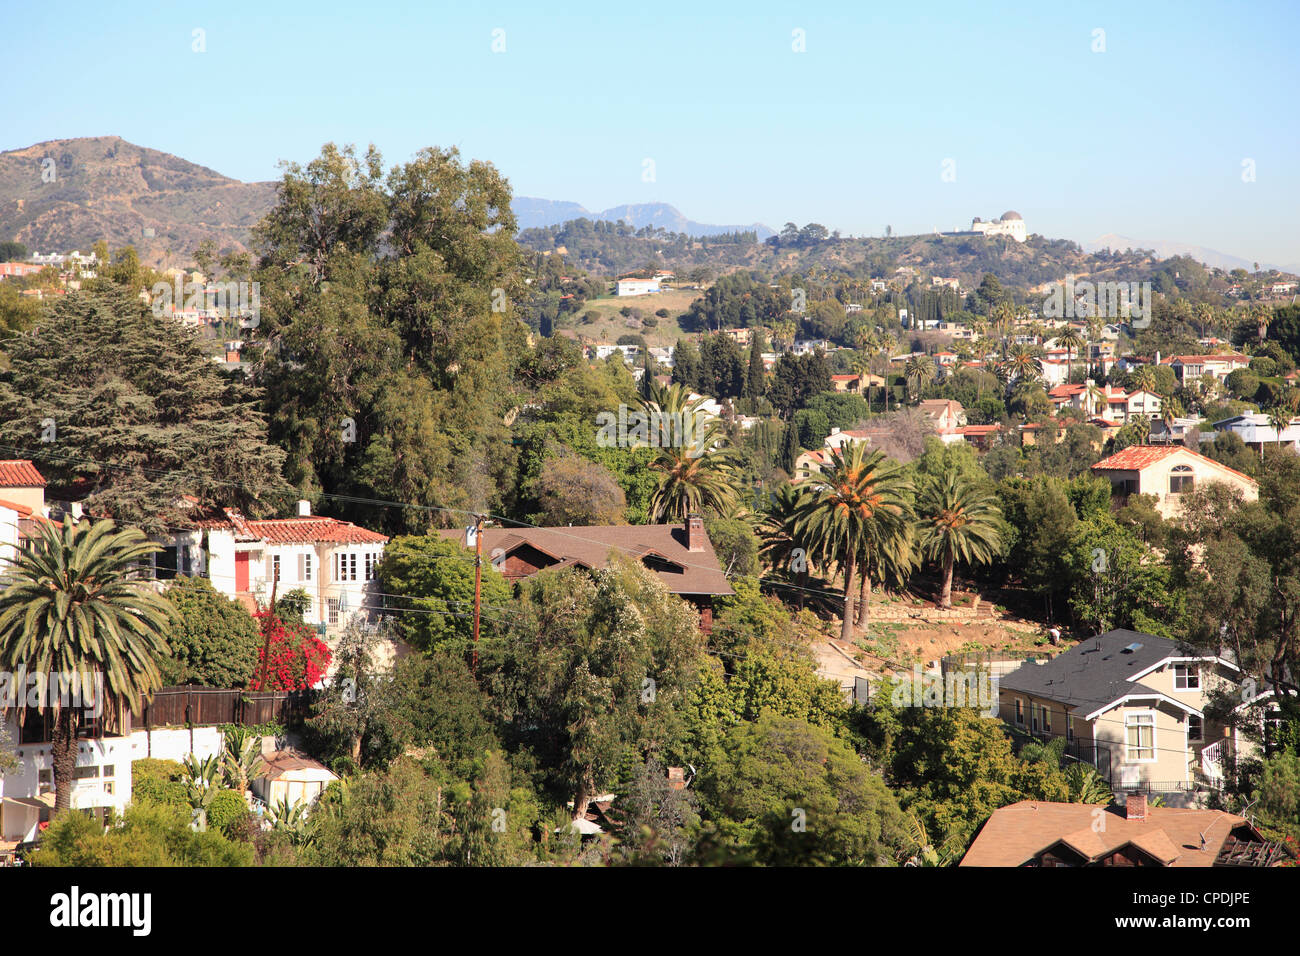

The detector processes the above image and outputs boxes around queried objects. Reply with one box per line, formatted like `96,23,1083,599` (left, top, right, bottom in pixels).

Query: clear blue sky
5,0,1298,266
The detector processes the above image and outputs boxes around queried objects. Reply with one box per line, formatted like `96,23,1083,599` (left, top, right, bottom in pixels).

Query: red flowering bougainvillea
249,612,332,691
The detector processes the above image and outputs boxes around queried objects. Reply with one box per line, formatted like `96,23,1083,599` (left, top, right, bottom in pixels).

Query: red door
234,552,250,592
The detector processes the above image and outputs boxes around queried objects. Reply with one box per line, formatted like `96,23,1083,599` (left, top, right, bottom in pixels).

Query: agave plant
266,795,314,846
182,754,222,812
221,725,266,793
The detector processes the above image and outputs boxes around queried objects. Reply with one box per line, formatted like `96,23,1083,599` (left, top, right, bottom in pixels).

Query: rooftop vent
1122,642,1144,654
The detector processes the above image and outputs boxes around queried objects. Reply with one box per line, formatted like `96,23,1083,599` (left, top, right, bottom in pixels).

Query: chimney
685,513,705,552
667,767,685,791
297,499,311,517
1126,793,1148,822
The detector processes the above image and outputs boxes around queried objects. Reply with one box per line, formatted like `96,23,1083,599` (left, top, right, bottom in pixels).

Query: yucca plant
220,725,265,793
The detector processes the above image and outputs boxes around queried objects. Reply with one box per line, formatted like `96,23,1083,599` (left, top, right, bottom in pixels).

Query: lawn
557,287,701,348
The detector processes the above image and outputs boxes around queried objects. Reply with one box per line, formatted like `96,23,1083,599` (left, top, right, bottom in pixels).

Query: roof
1091,444,1257,487
1162,354,1249,365
0,498,33,516
259,750,338,781
0,460,45,488
437,523,733,597
960,801,1263,867
998,628,1206,717
1000,210,1022,220
195,509,387,545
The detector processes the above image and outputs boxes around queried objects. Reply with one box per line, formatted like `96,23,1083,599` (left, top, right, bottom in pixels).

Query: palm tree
1055,327,1084,382
854,520,917,629
1005,344,1042,386
759,483,815,608
904,354,935,403
915,472,1003,608
1255,303,1273,343
1131,364,1158,395
639,385,739,521
794,443,913,640
1084,379,1105,419
0,517,172,813
1266,407,1292,459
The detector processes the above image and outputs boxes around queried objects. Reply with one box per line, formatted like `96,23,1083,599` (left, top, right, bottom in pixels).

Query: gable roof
0,460,45,488
998,628,1209,717
194,509,387,545
1091,444,1257,487
960,801,1261,867
437,523,733,597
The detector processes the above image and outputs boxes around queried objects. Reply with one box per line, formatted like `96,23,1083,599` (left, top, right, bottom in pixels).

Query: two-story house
998,629,1255,798
1090,444,1259,519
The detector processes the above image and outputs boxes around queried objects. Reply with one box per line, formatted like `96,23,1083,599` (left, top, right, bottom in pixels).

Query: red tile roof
1091,444,1257,485
194,509,387,545
0,460,45,487
0,498,33,516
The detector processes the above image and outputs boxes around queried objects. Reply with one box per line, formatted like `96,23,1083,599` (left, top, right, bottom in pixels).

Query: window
349,553,358,581
333,552,358,582
1015,699,1024,726
364,552,377,581
271,554,281,583
1169,465,1195,494
1042,705,1052,735
73,766,98,780
327,598,340,625
1066,716,1074,742
1188,715,1203,742
1125,712,1156,762
1173,664,1201,690
299,553,313,582
1031,703,1039,732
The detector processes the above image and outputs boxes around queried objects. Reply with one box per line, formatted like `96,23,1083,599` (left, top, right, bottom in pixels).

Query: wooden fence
138,685,311,729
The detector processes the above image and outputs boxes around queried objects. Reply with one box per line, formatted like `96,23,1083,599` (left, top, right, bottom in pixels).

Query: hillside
0,136,276,265
514,196,775,238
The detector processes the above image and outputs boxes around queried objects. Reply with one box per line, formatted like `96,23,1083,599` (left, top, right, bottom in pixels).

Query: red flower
250,612,332,691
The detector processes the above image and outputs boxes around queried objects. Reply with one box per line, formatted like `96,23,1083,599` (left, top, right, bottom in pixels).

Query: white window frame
1173,664,1201,691
1124,710,1157,763
1187,714,1203,743
271,554,281,583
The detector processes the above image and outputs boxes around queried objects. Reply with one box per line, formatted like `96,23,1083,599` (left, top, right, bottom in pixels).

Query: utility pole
471,514,485,674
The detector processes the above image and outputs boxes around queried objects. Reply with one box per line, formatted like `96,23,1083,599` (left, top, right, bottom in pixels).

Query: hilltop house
1090,445,1259,519
1211,412,1300,454
438,515,733,631
1161,353,1251,385
1047,381,1162,425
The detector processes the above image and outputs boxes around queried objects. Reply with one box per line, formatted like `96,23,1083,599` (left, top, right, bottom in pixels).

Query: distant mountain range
1082,233,1298,276
513,197,775,239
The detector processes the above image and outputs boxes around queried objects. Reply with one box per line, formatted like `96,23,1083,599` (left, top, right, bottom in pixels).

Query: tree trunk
51,707,78,815
572,776,594,822
855,565,870,628
940,551,955,609
841,553,857,641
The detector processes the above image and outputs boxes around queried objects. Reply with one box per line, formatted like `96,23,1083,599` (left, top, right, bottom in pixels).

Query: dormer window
1173,664,1201,690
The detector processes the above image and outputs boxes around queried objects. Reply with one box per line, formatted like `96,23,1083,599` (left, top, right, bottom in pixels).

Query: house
1211,412,1300,453
614,277,660,297
1161,353,1251,385
917,399,966,441
1149,416,1203,445
721,327,754,347
830,374,863,394
957,424,1001,451
960,796,1289,867
0,460,48,571
998,629,1253,796
1091,445,1259,518
1046,382,1161,425
437,515,734,631
251,750,338,811
186,501,388,634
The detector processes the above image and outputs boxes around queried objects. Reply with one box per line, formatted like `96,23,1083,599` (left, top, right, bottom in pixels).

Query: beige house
999,630,1253,798
1090,444,1258,518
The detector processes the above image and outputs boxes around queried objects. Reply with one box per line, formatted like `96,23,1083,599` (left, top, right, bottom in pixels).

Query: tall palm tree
904,354,935,403
1131,364,1158,395
915,472,1002,608
758,483,814,608
639,386,739,521
854,519,917,629
1005,344,1042,386
1266,407,1292,459
0,517,173,813
1085,379,1105,420
1055,327,1084,382
794,443,913,640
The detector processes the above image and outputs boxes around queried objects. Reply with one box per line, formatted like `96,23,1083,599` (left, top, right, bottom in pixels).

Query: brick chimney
685,513,705,552
1126,793,1148,822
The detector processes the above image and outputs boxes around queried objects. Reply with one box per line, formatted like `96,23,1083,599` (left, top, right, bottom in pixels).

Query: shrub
131,758,187,808
207,789,251,836
1249,356,1277,377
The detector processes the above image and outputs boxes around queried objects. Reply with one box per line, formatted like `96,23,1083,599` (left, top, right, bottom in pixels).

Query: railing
138,685,312,728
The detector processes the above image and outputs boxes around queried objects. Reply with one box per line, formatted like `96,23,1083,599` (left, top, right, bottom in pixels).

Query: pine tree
745,338,765,400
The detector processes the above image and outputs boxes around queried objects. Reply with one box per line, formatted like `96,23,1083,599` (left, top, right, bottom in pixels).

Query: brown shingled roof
438,523,733,597
960,801,1265,867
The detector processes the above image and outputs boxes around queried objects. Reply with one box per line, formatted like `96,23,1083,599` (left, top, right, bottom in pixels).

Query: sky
4,0,1299,266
